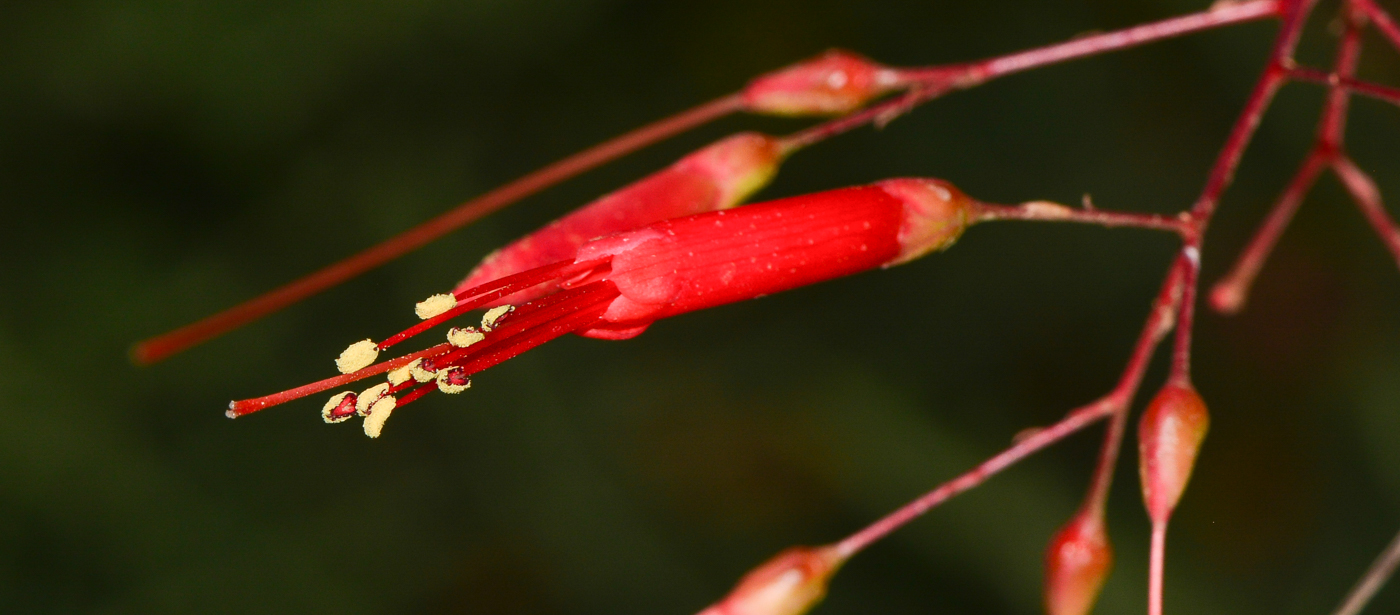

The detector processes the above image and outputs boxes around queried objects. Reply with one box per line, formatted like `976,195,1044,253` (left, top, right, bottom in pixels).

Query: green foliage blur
2,0,1399,613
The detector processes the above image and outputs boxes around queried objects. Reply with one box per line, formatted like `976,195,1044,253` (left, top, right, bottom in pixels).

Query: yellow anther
414,293,458,320
447,327,485,348
362,396,397,438
355,383,391,416
335,339,379,374
481,305,514,331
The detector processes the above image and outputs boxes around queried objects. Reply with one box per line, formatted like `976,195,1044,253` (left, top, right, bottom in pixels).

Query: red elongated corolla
229,178,975,436
457,132,788,305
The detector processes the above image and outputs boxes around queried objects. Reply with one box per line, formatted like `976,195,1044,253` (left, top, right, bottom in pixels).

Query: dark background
2,0,1399,613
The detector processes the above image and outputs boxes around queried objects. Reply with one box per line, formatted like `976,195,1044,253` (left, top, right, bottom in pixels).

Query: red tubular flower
741,50,904,116
228,178,975,436
456,132,788,305
1138,381,1210,523
1044,511,1113,615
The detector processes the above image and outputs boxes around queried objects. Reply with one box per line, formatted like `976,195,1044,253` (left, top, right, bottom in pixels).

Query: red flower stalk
696,545,846,615
1138,381,1210,523
456,131,788,305
228,178,976,436
1043,510,1113,615
740,50,903,116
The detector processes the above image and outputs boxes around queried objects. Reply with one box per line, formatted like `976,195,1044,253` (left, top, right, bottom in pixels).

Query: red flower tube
229,178,975,436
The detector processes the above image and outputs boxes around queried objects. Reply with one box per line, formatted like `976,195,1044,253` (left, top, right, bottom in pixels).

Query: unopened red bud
1044,513,1113,615
456,132,786,305
1138,382,1210,523
742,50,901,116
698,545,845,615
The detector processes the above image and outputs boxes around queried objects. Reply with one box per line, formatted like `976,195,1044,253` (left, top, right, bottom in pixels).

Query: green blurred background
2,0,1399,613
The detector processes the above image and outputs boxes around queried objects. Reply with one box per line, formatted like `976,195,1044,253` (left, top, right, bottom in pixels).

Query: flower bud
456,132,786,305
697,545,845,615
1044,512,1113,615
741,50,900,116
1138,382,1210,523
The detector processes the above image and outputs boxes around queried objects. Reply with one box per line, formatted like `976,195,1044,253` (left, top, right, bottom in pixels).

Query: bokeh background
2,0,1400,613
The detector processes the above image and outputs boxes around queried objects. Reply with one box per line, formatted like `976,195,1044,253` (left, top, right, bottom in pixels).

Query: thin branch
1212,2,1366,313
833,256,1188,558
131,94,744,365
1331,525,1400,615
1334,155,1400,268
1149,522,1168,615
974,201,1191,234
1289,68,1400,108
783,0,1282,149
1209,149,1330,313
1353,0,1400,52
1190,0,1320,223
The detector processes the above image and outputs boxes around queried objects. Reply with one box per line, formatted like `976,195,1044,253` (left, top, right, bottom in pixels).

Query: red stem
1353,0,1400,51
1287,70,1400,107
1334,155,1400,268
783,0,1282,150
1209,149,1331,313
131,95,742,365
1149,522,1167,615
1212,3,1366,313
833,256,1188,558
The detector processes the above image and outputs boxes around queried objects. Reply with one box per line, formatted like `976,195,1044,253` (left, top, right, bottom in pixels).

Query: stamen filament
227,342,452,418
425,282,620,374
378,258,595,350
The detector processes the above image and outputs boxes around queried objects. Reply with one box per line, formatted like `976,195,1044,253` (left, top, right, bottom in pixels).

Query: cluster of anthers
321,302,512,437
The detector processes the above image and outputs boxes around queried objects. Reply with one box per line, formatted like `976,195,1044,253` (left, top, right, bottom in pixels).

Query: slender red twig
1209,150,1330,313
1288,68,1400,107
833,255,1188,558
1353,0,1400,51
784,0,1283,149
131,94,744,365
1212,0,1367,313
1331,525,1400,615
1148,522,1168,615
1334,155,1400,268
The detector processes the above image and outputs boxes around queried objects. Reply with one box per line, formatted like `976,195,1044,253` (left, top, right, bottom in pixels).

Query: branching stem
833,255,1188,559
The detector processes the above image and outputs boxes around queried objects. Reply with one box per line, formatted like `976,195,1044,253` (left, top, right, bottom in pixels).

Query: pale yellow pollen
414,293,457,320
355,383,391,416
436,370,471,394
387,363,414,386
481,305,514,331
408,358,436,382
447,326,485,348
335,339,379,374
321,391,355,424
362,395,397,438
